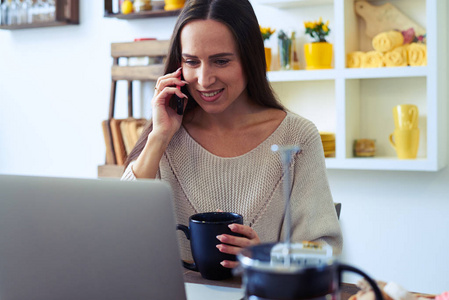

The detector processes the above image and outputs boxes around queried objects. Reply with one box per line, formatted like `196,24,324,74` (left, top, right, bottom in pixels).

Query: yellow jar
164,0,185,10
264,47,272,71
304,42,333,70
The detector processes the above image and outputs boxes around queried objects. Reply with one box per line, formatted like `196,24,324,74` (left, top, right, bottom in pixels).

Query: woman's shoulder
279,111,321,146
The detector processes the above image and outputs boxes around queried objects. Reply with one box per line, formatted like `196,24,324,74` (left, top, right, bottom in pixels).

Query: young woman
122,0,342,268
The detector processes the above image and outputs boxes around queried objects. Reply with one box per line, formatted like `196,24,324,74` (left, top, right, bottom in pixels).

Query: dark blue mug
177,212,243,280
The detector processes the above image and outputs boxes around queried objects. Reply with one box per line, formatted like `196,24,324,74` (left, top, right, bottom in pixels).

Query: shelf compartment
344,0,427,54
272,80,336,134
104,0,181,19
0,0,79,30
344,77,427,162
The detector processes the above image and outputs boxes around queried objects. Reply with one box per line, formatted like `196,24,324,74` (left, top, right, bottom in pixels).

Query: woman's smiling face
180,19,249,115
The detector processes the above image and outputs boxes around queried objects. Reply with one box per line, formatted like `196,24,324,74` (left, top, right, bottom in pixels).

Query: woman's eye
184,60,199,66
215,59,230,66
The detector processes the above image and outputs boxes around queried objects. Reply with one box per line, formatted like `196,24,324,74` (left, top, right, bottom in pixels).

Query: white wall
1,0,448,294
0,0,175,177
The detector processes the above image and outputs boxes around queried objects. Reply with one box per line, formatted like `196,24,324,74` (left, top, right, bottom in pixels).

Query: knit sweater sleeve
287,118,343,255
120,161,161,180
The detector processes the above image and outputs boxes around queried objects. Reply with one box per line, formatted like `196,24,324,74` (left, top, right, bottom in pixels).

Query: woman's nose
197,65,216,88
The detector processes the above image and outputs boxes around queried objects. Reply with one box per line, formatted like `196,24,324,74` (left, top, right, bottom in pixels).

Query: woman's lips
198,88,224,102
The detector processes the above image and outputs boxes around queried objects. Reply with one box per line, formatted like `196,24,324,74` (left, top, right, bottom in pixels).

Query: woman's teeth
201,90,222,97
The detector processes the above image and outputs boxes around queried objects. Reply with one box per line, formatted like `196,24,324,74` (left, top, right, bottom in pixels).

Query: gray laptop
0,175,187,300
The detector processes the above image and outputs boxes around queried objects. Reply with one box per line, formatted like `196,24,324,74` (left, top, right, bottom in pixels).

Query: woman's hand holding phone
132,68,188,179
152,67,188,139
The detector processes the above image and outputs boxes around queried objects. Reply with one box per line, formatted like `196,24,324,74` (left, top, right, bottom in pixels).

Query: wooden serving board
355,1,426,39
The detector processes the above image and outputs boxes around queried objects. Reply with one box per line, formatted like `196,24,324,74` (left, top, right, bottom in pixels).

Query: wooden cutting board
355,0,426,39
101,120,117,165
110,119,127,166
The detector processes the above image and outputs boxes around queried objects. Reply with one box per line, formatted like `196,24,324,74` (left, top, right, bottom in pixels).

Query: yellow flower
304,17,331,42
304,21,313,29
260,25,276,41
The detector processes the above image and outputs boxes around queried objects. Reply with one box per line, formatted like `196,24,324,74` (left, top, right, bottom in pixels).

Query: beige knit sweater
122,112,343,260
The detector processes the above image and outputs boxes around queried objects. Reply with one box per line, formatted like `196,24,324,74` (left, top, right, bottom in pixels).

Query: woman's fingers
152,86,188,109
191,220,259,270
216,233,252,249
216,242,242,255
216,224,261,268
155,67,181,86
229,224,260,242
216,242,242,269
154,67,187,93
155,77,188,94
220,260,239,269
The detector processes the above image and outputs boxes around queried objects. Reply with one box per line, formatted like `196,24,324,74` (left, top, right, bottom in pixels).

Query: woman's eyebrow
181,53,235,59
209,53,235,59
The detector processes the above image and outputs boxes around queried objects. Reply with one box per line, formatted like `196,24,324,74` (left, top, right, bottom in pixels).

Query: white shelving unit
253,0,447,171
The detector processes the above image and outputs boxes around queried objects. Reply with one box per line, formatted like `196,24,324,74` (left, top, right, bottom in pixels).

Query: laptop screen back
0,175,187,300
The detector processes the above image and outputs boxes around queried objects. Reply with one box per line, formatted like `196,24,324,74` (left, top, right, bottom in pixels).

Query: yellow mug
389,129,420,159
393,104,418,130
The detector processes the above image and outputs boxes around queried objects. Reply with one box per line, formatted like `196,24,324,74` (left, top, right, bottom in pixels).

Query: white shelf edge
268,69,336,82
343,66,428,79
253,0,333,8
325,157,439,172
267,67,428,82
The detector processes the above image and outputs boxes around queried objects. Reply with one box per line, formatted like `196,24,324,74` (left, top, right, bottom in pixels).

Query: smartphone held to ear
172,95,185,115
169,75,185,116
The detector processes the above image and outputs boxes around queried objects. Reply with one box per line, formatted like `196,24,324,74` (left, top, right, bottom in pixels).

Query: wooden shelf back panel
111,65,165,81
111,40,171,58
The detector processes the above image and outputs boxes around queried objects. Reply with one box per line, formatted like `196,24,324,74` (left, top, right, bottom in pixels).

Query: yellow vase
164,0,185,10
264,47,272,71
304,42,333,70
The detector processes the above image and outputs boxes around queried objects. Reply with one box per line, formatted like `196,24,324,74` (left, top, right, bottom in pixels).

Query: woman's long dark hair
124,0,284,169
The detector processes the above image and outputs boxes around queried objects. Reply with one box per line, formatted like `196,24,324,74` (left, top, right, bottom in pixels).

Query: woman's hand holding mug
176,212,246,280
216,223,261,269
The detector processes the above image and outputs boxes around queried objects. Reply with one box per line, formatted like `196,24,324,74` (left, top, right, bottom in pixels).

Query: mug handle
389,133,396,150
338,264,384,300
176,224,198,272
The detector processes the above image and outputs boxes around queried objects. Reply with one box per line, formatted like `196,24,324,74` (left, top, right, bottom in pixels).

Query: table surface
183,269,360,300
